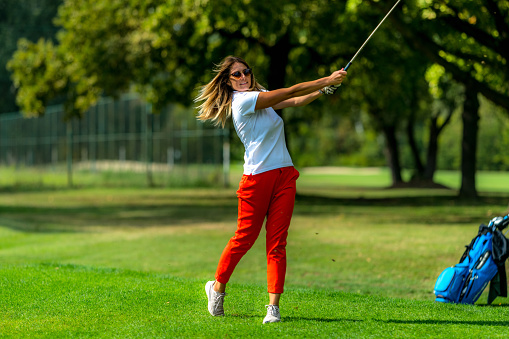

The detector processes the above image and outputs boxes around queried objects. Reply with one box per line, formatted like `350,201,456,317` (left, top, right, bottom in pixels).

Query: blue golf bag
434,215,509,305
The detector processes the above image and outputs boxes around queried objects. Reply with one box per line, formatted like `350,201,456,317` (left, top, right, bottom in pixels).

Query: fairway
3,0,509,336
1,169,509,337
2,264,509,338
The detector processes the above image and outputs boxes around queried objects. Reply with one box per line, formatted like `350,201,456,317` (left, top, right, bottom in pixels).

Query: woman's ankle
214,281,226,293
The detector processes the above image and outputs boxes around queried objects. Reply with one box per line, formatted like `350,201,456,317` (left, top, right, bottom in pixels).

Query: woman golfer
195,56,347,323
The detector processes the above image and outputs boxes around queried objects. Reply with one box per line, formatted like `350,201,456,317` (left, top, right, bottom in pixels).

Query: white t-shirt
231,91,293,175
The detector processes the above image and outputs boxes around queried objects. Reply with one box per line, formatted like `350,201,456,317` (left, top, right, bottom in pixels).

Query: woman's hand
327,69,348,86
256,69,347,110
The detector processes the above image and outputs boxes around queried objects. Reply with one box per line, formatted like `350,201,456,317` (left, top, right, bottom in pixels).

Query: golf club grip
331,62,351,89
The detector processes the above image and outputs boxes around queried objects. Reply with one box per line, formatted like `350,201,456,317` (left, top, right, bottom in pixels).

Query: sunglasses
230,68,252,80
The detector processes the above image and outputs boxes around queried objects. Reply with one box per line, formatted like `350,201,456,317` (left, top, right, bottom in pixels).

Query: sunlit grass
1,185,508,299
1,184,509,337
2,165,509,195
2,263,509,338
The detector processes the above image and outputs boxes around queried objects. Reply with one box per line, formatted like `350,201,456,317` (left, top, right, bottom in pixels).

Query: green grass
0,164,225,189
1,168,509,337
3,164,509,194
267,166,507,194
2,264,509,338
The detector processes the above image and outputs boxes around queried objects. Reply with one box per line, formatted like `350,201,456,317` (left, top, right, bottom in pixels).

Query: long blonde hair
195,56,265,128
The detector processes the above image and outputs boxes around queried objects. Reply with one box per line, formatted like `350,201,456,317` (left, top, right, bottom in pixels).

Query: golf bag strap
493,229,509,264
488,264,507,304
500,264,507,298
488,228,509,304
459,225,489,263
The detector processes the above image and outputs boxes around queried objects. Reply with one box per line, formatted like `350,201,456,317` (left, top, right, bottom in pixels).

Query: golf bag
434,215,509,305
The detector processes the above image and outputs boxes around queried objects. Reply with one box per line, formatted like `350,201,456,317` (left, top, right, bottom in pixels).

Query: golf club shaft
344,0,402,71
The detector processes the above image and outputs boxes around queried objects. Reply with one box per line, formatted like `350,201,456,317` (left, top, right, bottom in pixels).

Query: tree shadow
296,192,509,208
2,189,508,233
0,202,238,233
284,316,363,323
380,319,509,326
266,316,509,327
295,193,509,226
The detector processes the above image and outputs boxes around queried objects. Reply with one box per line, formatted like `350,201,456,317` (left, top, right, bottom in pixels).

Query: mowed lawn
1,167,509,337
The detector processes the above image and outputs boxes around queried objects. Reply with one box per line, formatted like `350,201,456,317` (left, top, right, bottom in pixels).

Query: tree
0,0,61,114
8,0,358,136
11,0,506,194
421,65,462,181
7,0,161,119
330,1,437,187
384,0,509,198
7,38,69,117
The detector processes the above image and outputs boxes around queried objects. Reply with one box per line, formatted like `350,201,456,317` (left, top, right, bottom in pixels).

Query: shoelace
265,305,280,317
213,293,227,313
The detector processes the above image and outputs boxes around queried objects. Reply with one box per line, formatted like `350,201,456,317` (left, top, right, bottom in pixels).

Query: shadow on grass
0,186,67,194
0,203,238,233
228,314,364,323
381,319,509,326
284,316,363,323
296,192,509,208
267,316,509,326
2,188,508,233
295,193,509,226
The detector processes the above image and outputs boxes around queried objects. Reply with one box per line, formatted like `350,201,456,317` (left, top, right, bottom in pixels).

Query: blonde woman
196,56,347,323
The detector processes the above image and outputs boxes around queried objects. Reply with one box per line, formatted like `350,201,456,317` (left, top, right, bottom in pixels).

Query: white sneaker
205,281,226,316
263,305,281,323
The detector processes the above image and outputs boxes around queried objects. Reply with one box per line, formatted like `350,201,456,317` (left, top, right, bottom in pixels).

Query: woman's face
229,62,252,92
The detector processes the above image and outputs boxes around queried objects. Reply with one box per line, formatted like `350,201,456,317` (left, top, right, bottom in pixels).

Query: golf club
332,0,402,88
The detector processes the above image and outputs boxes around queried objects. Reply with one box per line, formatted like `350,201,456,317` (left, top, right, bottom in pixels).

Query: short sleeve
232,91,260,116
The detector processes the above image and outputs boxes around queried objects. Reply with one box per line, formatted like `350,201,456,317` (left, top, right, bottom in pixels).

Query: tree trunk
382,124,403,186
423,116,440,180
266,32,292,150
459,84,480,199
266,32,291,113
424,105,454,182
406,111,424,178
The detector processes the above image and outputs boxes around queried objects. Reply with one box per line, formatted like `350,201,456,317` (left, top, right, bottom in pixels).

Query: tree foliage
5,0,509,196
386,0,509,111
7,38,67,117
0,0,61,114
7,0,368,117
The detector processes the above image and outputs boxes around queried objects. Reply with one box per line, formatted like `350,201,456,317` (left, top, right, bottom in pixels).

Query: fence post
145,103,153,187
66,121,73,187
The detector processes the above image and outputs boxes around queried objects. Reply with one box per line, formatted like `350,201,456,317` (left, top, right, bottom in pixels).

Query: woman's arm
272,91,323,110
255,69,347,110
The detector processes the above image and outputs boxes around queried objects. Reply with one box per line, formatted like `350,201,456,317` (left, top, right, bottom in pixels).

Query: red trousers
215,166,300,294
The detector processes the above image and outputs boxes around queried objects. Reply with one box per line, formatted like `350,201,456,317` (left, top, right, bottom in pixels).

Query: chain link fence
0,94,230,187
